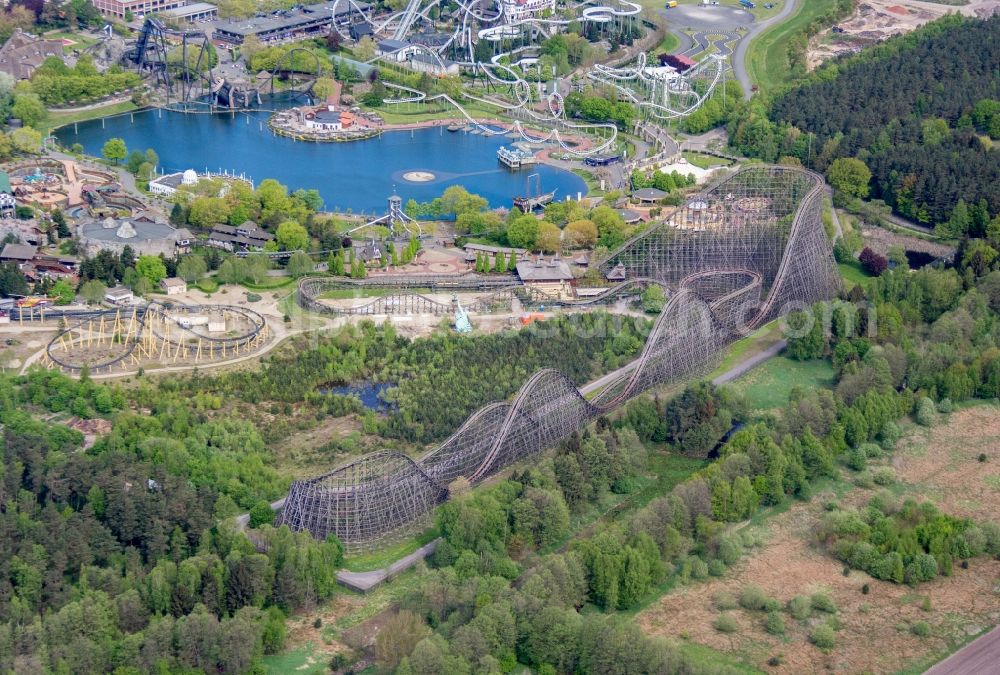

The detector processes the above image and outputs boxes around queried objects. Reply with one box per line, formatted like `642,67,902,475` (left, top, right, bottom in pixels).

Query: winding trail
733,0,800,99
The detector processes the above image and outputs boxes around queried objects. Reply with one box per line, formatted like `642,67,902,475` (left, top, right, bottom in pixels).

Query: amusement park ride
279,165,842,551
123,0,727,153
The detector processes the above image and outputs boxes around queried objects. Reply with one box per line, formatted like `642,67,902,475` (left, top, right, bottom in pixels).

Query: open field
838,260,873,291
746,0,840,93
727,355,836,411
44,101,139,136
638,405,1000,674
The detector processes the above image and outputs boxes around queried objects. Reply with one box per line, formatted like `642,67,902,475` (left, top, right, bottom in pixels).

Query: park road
734,0,800,99
924,626,1000,675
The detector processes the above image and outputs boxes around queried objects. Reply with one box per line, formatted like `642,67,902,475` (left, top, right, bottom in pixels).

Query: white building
303,108,343,131
105,285,134,306
149,169,200,197
500,0,555,22
161,277,187,295
377,39,419,62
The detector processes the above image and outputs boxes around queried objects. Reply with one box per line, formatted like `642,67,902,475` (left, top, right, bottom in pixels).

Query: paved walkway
336,539,442,593
925,626,1000,675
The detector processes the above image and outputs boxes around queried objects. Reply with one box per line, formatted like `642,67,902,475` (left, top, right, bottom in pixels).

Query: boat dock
497,145,537,169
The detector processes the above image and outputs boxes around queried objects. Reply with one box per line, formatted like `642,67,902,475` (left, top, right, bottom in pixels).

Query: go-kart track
277,165,841,551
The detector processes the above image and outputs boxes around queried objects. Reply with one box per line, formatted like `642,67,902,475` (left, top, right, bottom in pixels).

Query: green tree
177,255,208,283
50,279,75,305
286,251,314,278
10,127,42,154
507,215,539,249
826,157,872,199
641,285,665,313
135,255,167,284
592,206,626,249
188,197,232,228
276,221,310,251
79,278,107,304
101,137,127,164
126,149,145,174
11,93,45,128
248,500,275,528
537,222,561,253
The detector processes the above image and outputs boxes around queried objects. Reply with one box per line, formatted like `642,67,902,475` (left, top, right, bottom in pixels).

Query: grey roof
632,188,668,200
160,2,218,17
378,39,411,52
214,2,371,38
79,218,179,243
105,286,133,298
161,277,187,288
606,263,626,281
0,243,36,261
516,258,573,282
617,208,642,223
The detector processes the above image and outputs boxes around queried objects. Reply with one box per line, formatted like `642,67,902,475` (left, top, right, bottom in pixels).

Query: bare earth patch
894,405,1000,521
284,594,362,660
638,478,1000,673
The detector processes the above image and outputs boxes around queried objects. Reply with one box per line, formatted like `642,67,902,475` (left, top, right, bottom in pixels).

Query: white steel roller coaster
328,0,726,154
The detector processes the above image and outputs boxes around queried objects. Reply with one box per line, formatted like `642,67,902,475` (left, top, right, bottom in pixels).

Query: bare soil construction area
808,0,1000,69
637,405,1000,674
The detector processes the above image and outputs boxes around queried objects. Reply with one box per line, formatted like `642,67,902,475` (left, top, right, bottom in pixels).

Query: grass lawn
711,320,782,377
652,31,680,55
44,100,139,136
838,259,873,291
319,287,435,299
681,151,730,170
729,355,835,411
371,100,501,125
745,0,839,94
263,645,328,674
340,527,439,572
242,276,296,291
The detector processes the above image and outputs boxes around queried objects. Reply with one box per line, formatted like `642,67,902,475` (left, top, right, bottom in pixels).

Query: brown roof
0,30,65,81
516,257,573,282
0,243,36,261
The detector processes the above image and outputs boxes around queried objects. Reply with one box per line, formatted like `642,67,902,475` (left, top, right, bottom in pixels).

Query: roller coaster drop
278,166,841,551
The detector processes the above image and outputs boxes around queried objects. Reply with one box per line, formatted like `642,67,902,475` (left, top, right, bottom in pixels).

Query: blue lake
56,108,587,213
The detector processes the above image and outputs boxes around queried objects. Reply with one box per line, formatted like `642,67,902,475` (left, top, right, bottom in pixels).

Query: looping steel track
278,166,841,551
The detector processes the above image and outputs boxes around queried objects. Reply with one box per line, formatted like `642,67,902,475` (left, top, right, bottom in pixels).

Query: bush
713,591,738,611
861,583,870,595
911,621,931,637
810,593,837,614
872,467,896,486
879,421,901,450
246,292,262,302
713,614,739,634
916,397,937,427
740,585,781,612
846,447,867,471
809,625,837,650
788,595,812,620
937,398,953,414
860,442,883,459
765,611,786,636
979,453,989,463
708,559,727,577
690,556,709,580
854,471,875,488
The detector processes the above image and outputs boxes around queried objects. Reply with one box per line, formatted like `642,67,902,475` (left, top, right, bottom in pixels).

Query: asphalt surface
733,0,800,98
924,626,1000,675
